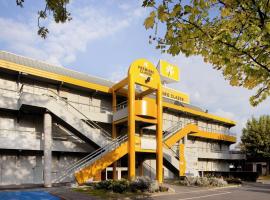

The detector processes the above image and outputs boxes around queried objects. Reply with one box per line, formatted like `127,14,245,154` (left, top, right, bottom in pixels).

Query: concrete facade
0,51,242,186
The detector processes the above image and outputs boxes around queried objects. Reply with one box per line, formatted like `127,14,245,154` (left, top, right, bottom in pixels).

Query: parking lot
0,182,269,200
152,182,270,200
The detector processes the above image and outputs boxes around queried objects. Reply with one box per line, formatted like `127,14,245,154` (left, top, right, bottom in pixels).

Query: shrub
200,177,210,186
130,176,152,192
208,177,227,187
203,171,259,182
225,177,242,184
176,177,227,187
94,179,114,190
94,179,129,193
149,180,159,193
159,185,169,192
111,179,129,193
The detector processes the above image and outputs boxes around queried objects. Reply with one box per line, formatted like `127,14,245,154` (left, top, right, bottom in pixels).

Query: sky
0,0,269,144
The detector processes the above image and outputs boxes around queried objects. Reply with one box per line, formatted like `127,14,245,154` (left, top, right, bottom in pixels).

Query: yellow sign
128,59,160,89
157,60,179,83
162,87,190,104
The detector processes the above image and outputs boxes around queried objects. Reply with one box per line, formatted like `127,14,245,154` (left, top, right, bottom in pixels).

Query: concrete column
118,168,122,179
44,111,52,187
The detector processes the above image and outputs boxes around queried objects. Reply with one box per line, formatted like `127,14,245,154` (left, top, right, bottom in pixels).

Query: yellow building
0,51,243,187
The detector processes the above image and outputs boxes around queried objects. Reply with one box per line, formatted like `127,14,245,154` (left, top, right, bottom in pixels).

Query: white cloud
109,66,128,83
0,2,143,66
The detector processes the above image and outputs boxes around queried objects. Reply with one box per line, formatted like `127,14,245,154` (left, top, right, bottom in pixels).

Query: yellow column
179,143,186,176
156,83,163,183
128,76,136,180
112,91,117,180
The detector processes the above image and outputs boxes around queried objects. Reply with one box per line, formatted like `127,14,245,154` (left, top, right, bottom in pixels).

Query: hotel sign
162,87,190,104
157,60,180,83
128,59,160,89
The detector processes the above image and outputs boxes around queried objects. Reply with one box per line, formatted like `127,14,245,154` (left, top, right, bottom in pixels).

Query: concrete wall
0,151,84,185
142,159,176,180
0,111,93,153
163,110,231,135
0,73,112,123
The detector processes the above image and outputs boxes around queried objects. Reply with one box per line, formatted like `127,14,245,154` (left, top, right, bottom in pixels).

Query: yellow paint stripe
163,102,236,126
0,59,111,93
0,59,235,125
190,131,236,143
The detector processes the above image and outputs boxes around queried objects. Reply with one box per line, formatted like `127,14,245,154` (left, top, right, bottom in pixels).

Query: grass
73,186,151,200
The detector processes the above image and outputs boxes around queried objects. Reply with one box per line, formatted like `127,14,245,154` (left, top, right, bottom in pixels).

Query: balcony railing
115,101,128,111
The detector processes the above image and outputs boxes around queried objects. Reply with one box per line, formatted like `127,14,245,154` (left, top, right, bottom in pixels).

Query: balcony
196,148,246,160
113,99,157,123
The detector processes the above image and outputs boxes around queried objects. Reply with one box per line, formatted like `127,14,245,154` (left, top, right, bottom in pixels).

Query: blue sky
0,0,269,144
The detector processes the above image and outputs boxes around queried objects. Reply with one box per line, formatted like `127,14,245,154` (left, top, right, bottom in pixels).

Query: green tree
16,0,71,39
143,0,270,106
241,115,270,158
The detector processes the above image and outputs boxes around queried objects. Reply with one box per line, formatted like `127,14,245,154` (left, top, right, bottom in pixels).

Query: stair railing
163,121,184,139
54,134,128,183
19,84,112,140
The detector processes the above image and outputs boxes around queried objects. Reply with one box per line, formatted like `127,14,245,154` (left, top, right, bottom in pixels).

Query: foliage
241,115,270,158
159,185,169,192
149,180,160,193
92,178,168,194
143,0,270,106
130,176,152,192
111,179,129,193
94,179,129,193
16,0,71,39
94,179,114,190
225,177,242,184
178,176,227,187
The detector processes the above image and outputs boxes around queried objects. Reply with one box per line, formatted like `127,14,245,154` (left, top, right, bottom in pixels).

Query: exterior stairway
163,122,199,176
18,87,112,147
55,122,198,184
55,134,128,184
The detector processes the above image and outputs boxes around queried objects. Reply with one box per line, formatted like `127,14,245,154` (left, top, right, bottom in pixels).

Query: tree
241,115,270,158
142,0,270,106
16,0,71,39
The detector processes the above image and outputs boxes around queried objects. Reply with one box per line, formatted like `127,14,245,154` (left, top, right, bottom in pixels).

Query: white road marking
178,191,231,200
176,187,232,194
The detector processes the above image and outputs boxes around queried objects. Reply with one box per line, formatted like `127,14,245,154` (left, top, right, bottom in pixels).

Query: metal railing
53,123,84,143
197,125,236,136
54,134,128,183
18,84,112,113
143,162,156,179
163,121,184,139
19,84,112,140
163,142,180,160
115,101,128,111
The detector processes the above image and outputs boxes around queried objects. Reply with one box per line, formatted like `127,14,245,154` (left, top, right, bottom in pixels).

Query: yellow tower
112,59,163,183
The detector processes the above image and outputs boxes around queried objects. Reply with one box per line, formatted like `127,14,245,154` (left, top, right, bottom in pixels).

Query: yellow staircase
75,138,128,184
163,123,199,176
164,123,198,147
55,123,199,184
